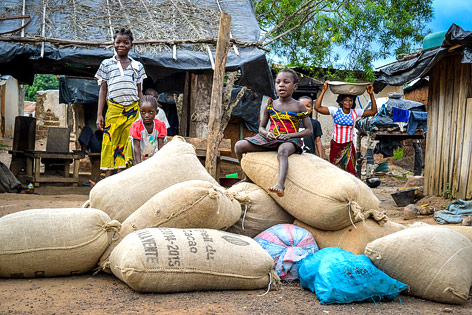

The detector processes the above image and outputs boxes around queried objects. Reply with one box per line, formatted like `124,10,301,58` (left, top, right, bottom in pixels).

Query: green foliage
24,74,59,101
393,147,403,160
252,0,433,79
442,183,453,199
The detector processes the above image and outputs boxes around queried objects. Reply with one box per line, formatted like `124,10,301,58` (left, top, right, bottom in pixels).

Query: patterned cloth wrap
254,224,319,281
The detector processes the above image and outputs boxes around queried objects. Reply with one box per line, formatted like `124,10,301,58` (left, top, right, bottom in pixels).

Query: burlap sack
365,226,472,304
99,180,241,271
294,219,405,255
410,222,472,245
0,208,120,278
226,182,294,237
87,137,218,222
109,228,275,292
241,152,382,230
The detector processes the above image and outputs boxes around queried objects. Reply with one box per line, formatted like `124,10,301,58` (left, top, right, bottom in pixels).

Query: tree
252,0,433,80
24,74,59,101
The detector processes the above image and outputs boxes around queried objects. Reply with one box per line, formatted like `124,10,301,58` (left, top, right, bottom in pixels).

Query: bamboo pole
205,12,231,179
0,36,267,50
434,59,446,195
448,55,460,194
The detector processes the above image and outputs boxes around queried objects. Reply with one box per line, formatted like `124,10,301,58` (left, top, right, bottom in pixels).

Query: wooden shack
375,24,472,199
425,54,472,199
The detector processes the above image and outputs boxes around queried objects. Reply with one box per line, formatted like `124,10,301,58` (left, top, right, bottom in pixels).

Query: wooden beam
205,12,231,179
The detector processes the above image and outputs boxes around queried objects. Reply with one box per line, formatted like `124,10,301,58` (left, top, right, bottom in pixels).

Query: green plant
442,183,453,199
393,147,403,160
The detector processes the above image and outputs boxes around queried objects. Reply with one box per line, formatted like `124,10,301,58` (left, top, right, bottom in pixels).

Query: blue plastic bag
299,247,407,304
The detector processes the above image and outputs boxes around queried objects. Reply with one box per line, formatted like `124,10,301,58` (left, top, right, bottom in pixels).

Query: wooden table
24,151,82,186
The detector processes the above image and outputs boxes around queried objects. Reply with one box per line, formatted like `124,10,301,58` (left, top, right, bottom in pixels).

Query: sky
373,0,472,68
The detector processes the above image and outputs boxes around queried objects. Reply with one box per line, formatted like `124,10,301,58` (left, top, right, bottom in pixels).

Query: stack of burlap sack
240,152,472,305
0,137,274,293
2,137,472,304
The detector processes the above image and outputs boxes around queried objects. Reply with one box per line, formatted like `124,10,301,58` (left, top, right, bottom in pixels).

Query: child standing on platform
95,28,147,177
128,95,167,164
235,68,313,197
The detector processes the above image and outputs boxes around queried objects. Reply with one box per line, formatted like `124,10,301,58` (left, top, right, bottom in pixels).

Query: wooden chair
24,127,82,186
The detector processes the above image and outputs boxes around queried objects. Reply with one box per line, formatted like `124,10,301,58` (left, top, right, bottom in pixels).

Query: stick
205,12,231,178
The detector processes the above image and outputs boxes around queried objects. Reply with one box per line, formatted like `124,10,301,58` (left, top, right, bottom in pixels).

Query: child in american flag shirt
314,81,377,177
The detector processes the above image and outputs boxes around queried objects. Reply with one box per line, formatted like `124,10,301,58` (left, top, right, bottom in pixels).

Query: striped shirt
328,107,364,144
95,56,147,106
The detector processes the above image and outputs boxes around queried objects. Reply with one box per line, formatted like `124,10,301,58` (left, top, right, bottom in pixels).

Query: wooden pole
205,12,231,179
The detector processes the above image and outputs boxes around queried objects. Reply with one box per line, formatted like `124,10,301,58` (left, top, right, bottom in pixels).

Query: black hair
277,68,299,83
140,95,158,110
114,28,134,43
144,88,158,96
299,96,313,103
336,94,357,109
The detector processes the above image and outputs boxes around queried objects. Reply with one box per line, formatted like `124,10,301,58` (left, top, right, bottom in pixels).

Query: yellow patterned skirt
100,99,139,170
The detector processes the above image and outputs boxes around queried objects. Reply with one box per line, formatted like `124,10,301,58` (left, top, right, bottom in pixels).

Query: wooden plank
423,63,437,195
433,59,446,195
205,12,232,178
458,98,472,199
189,73,212,138
452,63,470,195
440,56,454,194
448,55,461,194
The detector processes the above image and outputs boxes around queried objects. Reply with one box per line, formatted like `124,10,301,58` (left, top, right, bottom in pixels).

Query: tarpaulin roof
0,0,274,97
374,24,472,93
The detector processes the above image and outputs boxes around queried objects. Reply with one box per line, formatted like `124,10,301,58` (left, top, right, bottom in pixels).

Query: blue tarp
434,200,472,224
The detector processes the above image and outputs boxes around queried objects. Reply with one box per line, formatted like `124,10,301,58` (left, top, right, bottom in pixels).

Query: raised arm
314,81,331,115
362,84,378,117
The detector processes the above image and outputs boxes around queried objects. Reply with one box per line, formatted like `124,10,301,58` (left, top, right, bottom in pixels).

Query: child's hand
96,114,105,131
277,133,291,140
366,83,374,95
266,132,277,140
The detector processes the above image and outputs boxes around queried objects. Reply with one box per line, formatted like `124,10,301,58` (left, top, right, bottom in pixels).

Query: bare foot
88,180,96,188
268,184,284,197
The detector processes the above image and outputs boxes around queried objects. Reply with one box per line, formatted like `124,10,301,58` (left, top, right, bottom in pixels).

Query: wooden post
205,12,231,178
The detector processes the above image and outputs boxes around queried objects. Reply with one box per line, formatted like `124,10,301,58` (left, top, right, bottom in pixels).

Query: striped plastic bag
254,224,319,281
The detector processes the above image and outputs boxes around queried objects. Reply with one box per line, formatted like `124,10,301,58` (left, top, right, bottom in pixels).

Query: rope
348,201,358,229
241,204,248,230
257,272,273,297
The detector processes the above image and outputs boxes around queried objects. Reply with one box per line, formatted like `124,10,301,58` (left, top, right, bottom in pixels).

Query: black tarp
374,24,472,93
0,0,274,97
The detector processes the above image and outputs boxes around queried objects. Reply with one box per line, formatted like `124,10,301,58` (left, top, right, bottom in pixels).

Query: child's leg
234,140,266,161
234,139,267,182
269,142,296,197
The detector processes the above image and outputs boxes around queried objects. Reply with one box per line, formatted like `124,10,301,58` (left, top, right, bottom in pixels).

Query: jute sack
0,208,120,278
241,152,382,230
99,180,241,272
109,228,276,292
410,222,472,245
365,226,472,304
294,219,405,255
87,137,218,222
226,182,294,237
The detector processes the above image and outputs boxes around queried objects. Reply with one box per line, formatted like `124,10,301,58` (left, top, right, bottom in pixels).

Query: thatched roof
0,0,274,96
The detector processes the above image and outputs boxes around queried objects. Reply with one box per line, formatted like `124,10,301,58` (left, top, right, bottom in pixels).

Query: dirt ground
0,144,471,314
